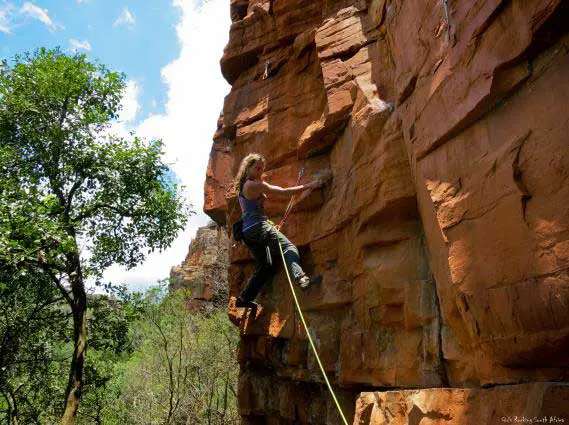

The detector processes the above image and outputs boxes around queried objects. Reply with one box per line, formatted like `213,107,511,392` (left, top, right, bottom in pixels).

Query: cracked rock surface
204,0,569,423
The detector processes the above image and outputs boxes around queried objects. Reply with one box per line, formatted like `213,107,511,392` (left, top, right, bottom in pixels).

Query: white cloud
113,7,135,27
20,2,62,32
102,0,231,290
0,4,13,34
104,79,141,140
69,38,92,51
120,80,140,123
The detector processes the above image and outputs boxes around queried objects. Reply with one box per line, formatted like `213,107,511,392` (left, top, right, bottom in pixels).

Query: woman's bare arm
244,180,321,198
262,181,320,195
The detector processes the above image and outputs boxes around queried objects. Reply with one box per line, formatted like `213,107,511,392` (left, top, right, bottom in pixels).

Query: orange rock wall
205,0,569,423
353,383,569,425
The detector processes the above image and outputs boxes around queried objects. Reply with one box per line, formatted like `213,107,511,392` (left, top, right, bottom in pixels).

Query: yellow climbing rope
247,167,347,422
275,235,349,425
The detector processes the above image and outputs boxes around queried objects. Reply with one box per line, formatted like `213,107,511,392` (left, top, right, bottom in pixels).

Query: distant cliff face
204,0,569,423
170,223,229,311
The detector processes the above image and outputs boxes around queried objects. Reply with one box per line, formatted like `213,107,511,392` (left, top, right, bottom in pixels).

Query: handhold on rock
313,169,333,186
295,169,333,206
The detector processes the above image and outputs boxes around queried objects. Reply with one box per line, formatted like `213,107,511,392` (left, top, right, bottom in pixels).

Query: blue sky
1,0,232,290
1,1,180,119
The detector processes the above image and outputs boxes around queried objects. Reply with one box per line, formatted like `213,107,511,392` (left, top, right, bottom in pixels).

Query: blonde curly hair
232,153,266,195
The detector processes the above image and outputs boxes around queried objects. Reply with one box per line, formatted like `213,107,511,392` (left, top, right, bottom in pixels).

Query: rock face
353,383,569,425
204,0,569,423
170,222,229,310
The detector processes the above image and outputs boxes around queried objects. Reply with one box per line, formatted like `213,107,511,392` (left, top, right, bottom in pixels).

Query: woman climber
232,153,323,314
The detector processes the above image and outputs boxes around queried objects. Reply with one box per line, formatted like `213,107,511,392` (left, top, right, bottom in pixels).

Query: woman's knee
273,231,294,249
282,241,300,261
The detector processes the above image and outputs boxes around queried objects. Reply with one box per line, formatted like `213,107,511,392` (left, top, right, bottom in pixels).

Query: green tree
0,48,190,424
78,288,146,425
0,259,69,424
119,288,240,425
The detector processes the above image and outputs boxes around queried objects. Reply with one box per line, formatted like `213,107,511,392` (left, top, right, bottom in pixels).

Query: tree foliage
75,286,240,425
116,288,240,425
0,47,190,423
0,48,190,278
0,260,69,423
0,47,239,425
78,288,147,425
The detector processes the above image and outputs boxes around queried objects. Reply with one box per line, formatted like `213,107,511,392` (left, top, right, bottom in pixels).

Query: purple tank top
239,192,266,230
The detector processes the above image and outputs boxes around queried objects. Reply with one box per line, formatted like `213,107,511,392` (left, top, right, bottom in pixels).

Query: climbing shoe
235,297,258,318
298,274,322,289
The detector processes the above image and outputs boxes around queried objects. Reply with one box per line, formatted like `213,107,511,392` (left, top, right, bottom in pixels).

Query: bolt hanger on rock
263,60,270,80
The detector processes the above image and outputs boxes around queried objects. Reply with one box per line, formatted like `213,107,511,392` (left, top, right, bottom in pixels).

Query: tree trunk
61,253,87,425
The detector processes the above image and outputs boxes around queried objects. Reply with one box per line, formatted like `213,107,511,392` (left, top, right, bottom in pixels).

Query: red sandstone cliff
170,222,229,311
204,0,569,423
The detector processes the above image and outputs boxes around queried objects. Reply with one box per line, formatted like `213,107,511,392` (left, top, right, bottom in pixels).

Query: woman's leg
239,226,276,302
264,224,305,282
